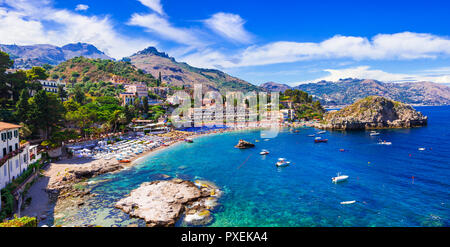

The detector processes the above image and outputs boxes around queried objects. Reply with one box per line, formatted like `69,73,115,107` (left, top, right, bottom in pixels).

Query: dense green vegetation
280,89,325,120
0,216,37,227
50,56,157,85
0,52,167,145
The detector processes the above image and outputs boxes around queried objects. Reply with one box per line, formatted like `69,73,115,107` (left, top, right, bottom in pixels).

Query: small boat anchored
332,173,349,183
314,137,328,143
370,131,380,136
378,140,392,145
340,200,356,205
276,158,290,167
317,131,326,134
418,147,426,151
260,149,269,155
184,138,194,143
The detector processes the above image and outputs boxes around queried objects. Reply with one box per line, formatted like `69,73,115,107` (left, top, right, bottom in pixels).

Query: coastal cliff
318,96,428,130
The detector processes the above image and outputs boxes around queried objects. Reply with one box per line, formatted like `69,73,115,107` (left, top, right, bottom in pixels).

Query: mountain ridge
0,42,112,68
260,79,450,106
127,46,261,93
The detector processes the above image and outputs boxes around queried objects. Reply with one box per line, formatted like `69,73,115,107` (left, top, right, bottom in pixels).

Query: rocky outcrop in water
235,139,255,149
319,96,428,130
115,179,221,227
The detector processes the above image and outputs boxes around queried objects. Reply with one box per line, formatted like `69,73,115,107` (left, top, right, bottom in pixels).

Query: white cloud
0,0,156,59
75,4,89,11
137,0,164,15
290,66,450,85
204,12,252,44
128,13,204,47
181,32,450,69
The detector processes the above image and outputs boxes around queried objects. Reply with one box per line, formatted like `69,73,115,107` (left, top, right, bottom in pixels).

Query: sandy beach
19,128,239,223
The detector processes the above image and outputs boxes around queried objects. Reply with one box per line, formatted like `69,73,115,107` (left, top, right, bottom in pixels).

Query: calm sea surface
55,106,450,227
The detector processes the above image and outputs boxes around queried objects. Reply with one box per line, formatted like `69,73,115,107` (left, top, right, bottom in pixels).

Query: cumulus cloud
204,12,252,44
0,0,155,59
137,0,164,15
181,32,450,69
291,66,450,85
75,4,89,11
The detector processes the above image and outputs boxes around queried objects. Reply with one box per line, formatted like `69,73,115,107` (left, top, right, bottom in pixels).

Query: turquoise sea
56,106,450,227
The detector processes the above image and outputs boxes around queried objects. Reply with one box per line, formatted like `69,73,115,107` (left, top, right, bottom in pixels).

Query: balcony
0,146,26,167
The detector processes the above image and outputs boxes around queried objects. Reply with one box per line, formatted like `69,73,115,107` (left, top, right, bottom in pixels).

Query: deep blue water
57,106,450,227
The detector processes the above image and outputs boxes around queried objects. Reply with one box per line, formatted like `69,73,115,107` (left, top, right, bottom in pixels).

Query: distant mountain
0,43,112,68
260,82,291,92
127,47,261,93
294,79,450,106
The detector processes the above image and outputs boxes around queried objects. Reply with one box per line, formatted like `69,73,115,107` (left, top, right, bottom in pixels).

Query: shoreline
20,126,265,225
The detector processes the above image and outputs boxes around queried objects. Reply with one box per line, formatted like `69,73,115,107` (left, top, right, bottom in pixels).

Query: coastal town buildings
119,83,149,106
149,87,173,98
0,122,38,191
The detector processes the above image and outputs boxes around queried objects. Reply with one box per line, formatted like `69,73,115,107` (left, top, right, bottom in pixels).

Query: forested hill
49,56,157,85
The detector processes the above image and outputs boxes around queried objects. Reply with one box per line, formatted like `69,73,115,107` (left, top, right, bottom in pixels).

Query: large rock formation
115,179,221,227
319,96,427,130
235,139,255,149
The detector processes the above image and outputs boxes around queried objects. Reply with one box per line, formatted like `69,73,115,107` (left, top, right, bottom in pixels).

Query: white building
0,122,36,190
39,80,65,93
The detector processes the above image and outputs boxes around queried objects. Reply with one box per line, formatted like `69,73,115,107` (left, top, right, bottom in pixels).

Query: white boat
317,131,326,134
418,147,426,151
340,200,356,205
276,158,290,167
307,134,315,137
378,141,392,145
260,149,269,155
332,173,349,183
370,131,380,136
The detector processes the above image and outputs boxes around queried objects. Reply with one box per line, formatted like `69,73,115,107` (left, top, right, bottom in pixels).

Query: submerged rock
235,139,255,149
115,179,221,227
319,96,428,130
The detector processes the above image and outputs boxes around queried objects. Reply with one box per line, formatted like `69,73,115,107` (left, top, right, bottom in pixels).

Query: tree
0,51,13,73
26,67,48,81
73,85,85,104
7,70,27,102
157,71,162,87
57,84,67,103
14,89,30,123
142,96,149,115
109,110,127,133
28,90,65,139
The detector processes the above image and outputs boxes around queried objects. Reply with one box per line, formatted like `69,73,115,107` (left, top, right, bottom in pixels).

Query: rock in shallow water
115,179,221,227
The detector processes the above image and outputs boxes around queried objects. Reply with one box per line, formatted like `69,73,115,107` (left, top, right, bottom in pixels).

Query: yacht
260,149,269,155
332,173,349,183
276,158,290,167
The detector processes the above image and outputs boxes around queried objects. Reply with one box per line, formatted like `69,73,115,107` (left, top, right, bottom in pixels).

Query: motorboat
314,137,328,143
378,141,392,145
332,173,349,183
307,134,315,137
185,138,194,143
260,149,269,155
370,131,380,136
340,200,356,205
276,158,290,167
418,147,426,151
317,131,326,134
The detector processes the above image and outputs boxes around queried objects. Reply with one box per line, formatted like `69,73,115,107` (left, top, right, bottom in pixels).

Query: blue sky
1,0,450,85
